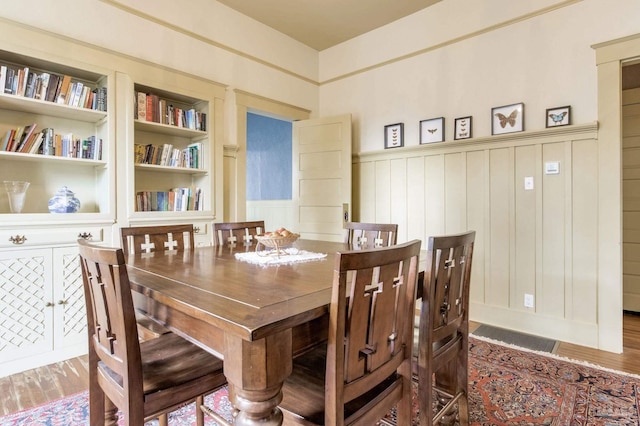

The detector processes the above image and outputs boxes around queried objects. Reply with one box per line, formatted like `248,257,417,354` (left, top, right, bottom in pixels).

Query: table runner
235,248,327,266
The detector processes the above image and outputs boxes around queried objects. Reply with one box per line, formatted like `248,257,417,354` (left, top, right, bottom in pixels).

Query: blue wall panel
246,113,292,200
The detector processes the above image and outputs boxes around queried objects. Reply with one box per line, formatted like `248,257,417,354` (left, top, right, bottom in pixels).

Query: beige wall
354,124,599,346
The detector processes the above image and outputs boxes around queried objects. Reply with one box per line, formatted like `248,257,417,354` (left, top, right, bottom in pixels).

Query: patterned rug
2,336,640,425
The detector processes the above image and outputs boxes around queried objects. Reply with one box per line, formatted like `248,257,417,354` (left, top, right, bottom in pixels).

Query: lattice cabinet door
52,246,87,350
0,248,54,364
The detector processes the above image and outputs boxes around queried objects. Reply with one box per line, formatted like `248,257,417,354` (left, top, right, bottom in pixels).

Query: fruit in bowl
255,228,300,252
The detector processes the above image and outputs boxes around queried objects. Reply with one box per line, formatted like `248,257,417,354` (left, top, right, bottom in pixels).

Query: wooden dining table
126,239,424,426
127,239,343,425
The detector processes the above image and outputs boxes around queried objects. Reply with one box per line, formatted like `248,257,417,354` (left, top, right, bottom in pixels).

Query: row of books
0,64,107,111
135,188,203,212
135,91,206,131
134,142,202,169
1,123,102,159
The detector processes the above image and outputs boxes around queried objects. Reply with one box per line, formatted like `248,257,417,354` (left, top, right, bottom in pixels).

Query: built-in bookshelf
0,50,113,217
118,75,213,220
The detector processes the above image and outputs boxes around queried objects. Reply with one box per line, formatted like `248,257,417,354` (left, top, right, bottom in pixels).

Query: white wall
319,0,640,152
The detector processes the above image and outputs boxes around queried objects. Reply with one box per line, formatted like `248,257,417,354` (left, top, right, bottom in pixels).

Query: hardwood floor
2,314,640,418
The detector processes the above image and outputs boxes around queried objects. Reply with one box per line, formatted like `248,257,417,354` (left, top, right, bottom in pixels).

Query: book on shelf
4,67,15,94
36,72,50,100
24,132,44,154
6,126,23,152
135,187,202,212
0,65,6,92
55,75,72,104
145,93,154,122
14,123,38,152
136,91,146,121
45,74,60,102
41,128,54,155
24,71,37,98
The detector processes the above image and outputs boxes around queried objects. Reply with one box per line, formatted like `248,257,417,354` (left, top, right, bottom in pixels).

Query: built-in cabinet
0,43,224,375
114,72,222,245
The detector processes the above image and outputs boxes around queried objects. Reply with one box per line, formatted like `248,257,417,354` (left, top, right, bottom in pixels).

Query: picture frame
546,105,571,127
491,102,524,135
454,116,472,140
420,117,445,144
384,123,404,149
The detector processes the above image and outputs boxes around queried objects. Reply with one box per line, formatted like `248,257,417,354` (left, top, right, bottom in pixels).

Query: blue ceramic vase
48,186,81,213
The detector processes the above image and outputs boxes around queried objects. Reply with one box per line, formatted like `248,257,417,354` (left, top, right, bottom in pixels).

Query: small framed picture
454,116,472,140
546,105,571,127
384,123,404,149
492,102,524,135
420,117,445,144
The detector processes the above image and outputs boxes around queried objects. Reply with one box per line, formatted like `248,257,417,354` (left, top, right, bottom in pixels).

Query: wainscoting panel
353,123,600,347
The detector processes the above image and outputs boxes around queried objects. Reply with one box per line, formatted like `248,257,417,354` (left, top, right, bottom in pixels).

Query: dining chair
120,223,195,256
78,239,230,426
213,220,265,247
279,239,422,425
344,222,398,248
414,231,475,425
120,224,195,340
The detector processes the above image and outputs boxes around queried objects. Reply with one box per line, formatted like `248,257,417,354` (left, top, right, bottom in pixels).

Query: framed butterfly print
384,123,404,149
454,116,472,140
546,105,571,127
492,102,524,135
420,117,445,144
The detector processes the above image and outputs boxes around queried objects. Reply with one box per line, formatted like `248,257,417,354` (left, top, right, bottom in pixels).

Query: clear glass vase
4,180,30,213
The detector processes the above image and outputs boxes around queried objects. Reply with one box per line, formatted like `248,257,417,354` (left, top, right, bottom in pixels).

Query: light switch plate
524,176,534,190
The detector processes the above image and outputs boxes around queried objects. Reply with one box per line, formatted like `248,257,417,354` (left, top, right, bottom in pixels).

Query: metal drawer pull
9,235,27,244
194,226,201,233
45,302,55,307
78,232,93,240
58,300,68,305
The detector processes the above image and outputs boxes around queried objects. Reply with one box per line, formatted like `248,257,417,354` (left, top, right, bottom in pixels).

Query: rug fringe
470,335,640,379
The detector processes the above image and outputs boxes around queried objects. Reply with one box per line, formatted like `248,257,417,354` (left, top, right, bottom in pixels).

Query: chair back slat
344,222,398,248
78,239,142,387
332,240,421,396
120,224,195,256
425,232,475,343
214,221,265,246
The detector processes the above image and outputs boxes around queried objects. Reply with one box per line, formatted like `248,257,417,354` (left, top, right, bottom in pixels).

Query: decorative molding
100,0,580,87
321,0,582,85
99,0,318,86
0,17,227,95
354,122,598,162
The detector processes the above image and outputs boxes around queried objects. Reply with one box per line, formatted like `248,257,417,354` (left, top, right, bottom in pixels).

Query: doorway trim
228,90,310,221
593,33,640,353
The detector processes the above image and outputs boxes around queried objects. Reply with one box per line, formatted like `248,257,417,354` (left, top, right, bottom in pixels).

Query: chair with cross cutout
344,222,398,248
78,238,230,426
414,231,475,425
120,224,195,340
279,239,422,425
213,220,265,248
120,224,195,256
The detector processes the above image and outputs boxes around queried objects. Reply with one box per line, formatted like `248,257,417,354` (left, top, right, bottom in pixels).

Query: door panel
623,87,640,312
293,114,352,241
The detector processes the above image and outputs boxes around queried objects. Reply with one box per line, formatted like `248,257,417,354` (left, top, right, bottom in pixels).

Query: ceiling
215,0,442,51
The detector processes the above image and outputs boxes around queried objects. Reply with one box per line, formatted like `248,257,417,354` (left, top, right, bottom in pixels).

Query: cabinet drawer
0,226,104,248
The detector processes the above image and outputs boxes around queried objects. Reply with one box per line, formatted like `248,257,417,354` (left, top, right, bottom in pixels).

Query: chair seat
99,332,225,412
281,339,403,425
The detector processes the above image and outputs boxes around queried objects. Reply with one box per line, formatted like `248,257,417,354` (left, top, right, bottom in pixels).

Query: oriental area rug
2,336,639,425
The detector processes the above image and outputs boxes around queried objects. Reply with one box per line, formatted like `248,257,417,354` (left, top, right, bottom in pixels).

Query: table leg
224,330,292,426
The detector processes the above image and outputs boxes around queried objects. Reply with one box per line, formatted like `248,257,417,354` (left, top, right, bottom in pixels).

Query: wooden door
623,87,640,312
292,114,352,241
